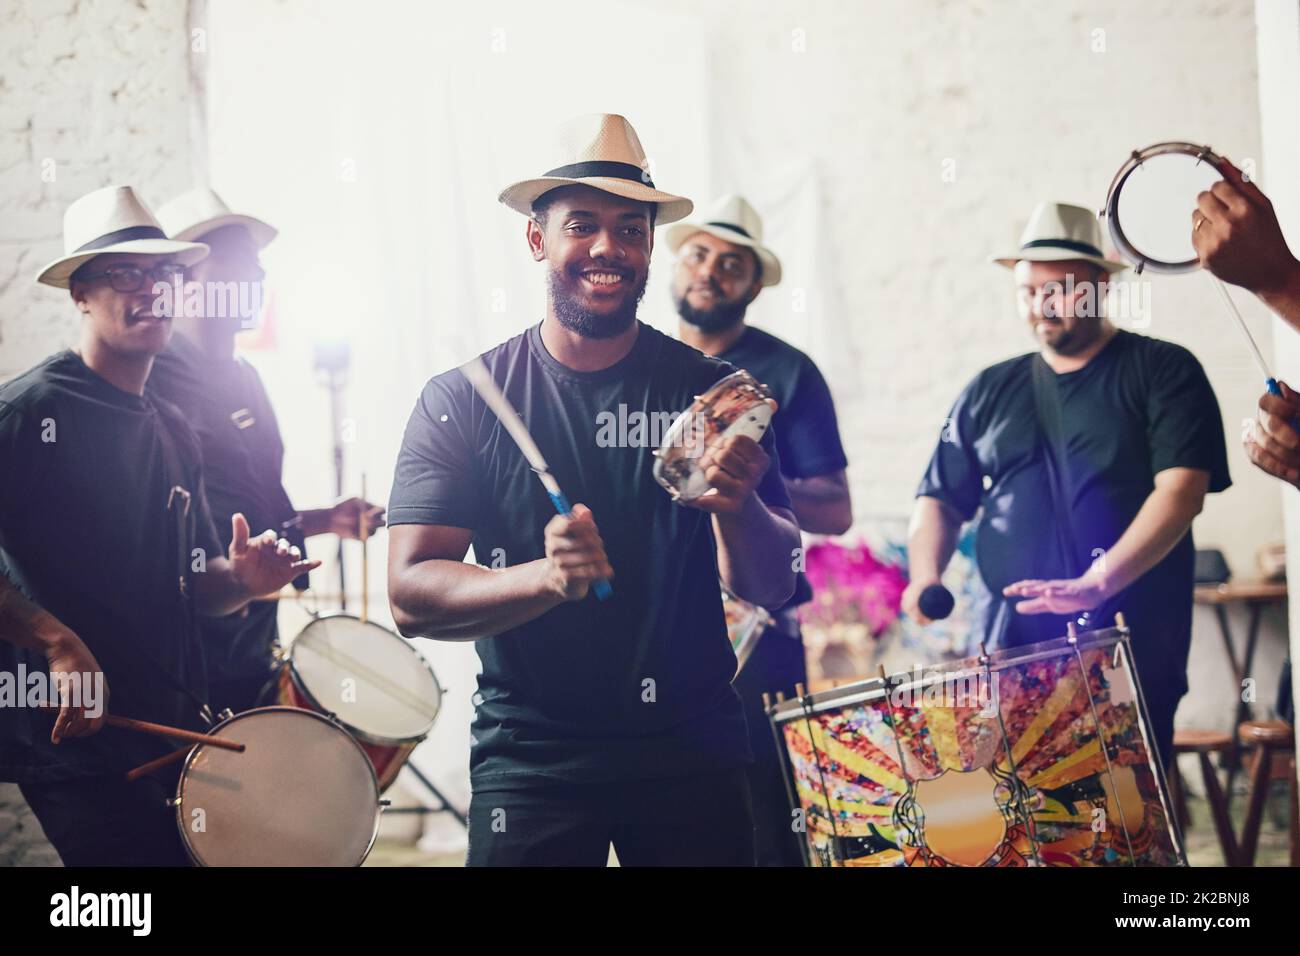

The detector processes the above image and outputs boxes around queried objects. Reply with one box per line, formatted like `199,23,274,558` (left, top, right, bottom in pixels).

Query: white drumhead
178,708,379,867
291,615,441,741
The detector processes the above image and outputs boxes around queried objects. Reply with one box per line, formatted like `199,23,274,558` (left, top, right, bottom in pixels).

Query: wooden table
1193,580,1288,783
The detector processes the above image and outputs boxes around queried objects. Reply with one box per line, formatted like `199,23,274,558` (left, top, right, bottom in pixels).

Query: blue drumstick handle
1266,378,1300,433
547,490,613,601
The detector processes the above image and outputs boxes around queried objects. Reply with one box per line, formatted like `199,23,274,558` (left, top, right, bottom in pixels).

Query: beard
549,266,646,340
674,289,749,334
1040,315,1103,356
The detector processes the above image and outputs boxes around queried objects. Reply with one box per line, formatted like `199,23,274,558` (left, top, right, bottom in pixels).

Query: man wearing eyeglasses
147,189,385,716
0,186,317,865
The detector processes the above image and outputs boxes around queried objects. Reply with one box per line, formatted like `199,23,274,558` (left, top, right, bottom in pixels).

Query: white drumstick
1208,271,1274,384
457,357,612,600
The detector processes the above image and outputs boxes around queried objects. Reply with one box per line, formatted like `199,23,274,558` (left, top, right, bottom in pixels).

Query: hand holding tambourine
652,370,778,509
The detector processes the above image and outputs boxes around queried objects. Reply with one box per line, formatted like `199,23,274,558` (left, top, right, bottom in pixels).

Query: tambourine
1099,141,1226,275
652,370,775,502
1100,141,1285,397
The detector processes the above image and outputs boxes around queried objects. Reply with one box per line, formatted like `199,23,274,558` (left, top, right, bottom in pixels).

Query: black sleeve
915,376,985,521
192,472,225,561
756,421,793,513
387,376,482,528
0,400,34,542
1146,345,1232,492
776,360,849,479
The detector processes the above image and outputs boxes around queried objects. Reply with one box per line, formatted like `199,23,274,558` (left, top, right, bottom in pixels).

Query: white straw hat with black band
665,194,783,287
993,201,1127,272
36,185,209,289
498,113,693,225
156,187,278,248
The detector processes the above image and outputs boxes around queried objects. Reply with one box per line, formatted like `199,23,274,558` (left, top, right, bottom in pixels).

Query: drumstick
360,473,369,625
105,715,245,752
458,357,612,601
1209,272,1278,388
40,704,245,752
123,746,192,782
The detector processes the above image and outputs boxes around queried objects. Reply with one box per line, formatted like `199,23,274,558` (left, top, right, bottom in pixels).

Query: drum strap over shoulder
1029,355,1084,579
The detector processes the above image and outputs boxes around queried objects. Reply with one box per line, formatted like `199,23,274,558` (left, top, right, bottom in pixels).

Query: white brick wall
0,0,196,377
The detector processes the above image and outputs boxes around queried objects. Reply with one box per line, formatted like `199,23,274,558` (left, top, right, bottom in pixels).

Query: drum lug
166,797,181,809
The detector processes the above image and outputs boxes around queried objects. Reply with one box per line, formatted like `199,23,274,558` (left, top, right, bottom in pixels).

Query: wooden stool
1168,728,1238,866
1236,720,1299,867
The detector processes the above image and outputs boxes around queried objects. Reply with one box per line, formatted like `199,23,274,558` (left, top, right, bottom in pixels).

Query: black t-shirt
388,322,793,792
719,325,849,614
917,331,1231,696
149,336,304,686
0,351,222,782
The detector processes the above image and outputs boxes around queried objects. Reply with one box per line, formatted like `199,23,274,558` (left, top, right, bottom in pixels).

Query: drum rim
286,611,441,745
1101,140,1225,275
768,626,1130,721
175,704,382,867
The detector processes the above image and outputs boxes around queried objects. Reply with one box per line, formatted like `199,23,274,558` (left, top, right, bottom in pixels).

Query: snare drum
175,706,380,867
723,586,772,678
769,627,1183,867
279,613,442,790
653,370,774,502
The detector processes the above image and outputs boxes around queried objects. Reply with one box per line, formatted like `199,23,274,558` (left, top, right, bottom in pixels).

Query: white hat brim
664,222,782,287
498,176,693,225
993,246,1128,273
171,213,277,249
36,239,210,289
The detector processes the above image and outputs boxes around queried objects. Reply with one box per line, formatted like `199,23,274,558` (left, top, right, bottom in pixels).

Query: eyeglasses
74,262,187,293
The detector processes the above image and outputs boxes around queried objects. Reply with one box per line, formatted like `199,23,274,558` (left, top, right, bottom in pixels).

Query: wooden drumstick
124,746,193,782
40,706,245,752
360,473,369,625
105,715,245,752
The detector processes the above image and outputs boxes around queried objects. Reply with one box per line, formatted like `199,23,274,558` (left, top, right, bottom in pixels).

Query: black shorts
466,767,755,867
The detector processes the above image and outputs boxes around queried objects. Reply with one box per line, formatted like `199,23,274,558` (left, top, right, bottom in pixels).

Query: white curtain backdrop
203,0,833,850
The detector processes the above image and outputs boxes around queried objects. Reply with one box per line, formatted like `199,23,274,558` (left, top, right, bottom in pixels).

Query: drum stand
382,764,467,828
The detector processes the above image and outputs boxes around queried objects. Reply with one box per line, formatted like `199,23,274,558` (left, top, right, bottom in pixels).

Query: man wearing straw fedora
0,185,318,865
670,194,852,866
388,114,800,866
903,201,1230,766
148,187,385,715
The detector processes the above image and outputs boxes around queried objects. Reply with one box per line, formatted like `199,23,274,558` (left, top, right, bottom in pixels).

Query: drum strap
1030,354,1085,579
151,408,214,722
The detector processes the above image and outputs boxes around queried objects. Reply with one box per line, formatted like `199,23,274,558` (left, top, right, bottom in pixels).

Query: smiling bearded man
387,114,801,867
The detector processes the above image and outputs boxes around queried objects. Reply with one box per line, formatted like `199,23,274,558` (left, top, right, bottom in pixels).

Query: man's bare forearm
390,558,565,640
0,577,75,655
713,496,800,608
192,558,256,617
786,472,853,535
908,495,962,584
1086,475,1207,599
1258,262,1300,335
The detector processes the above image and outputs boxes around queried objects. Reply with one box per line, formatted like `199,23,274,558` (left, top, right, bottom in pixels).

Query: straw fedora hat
156,187,278,248
665,194,783,287
993,202,1127,272
36,185,210,289
498,113,693,224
